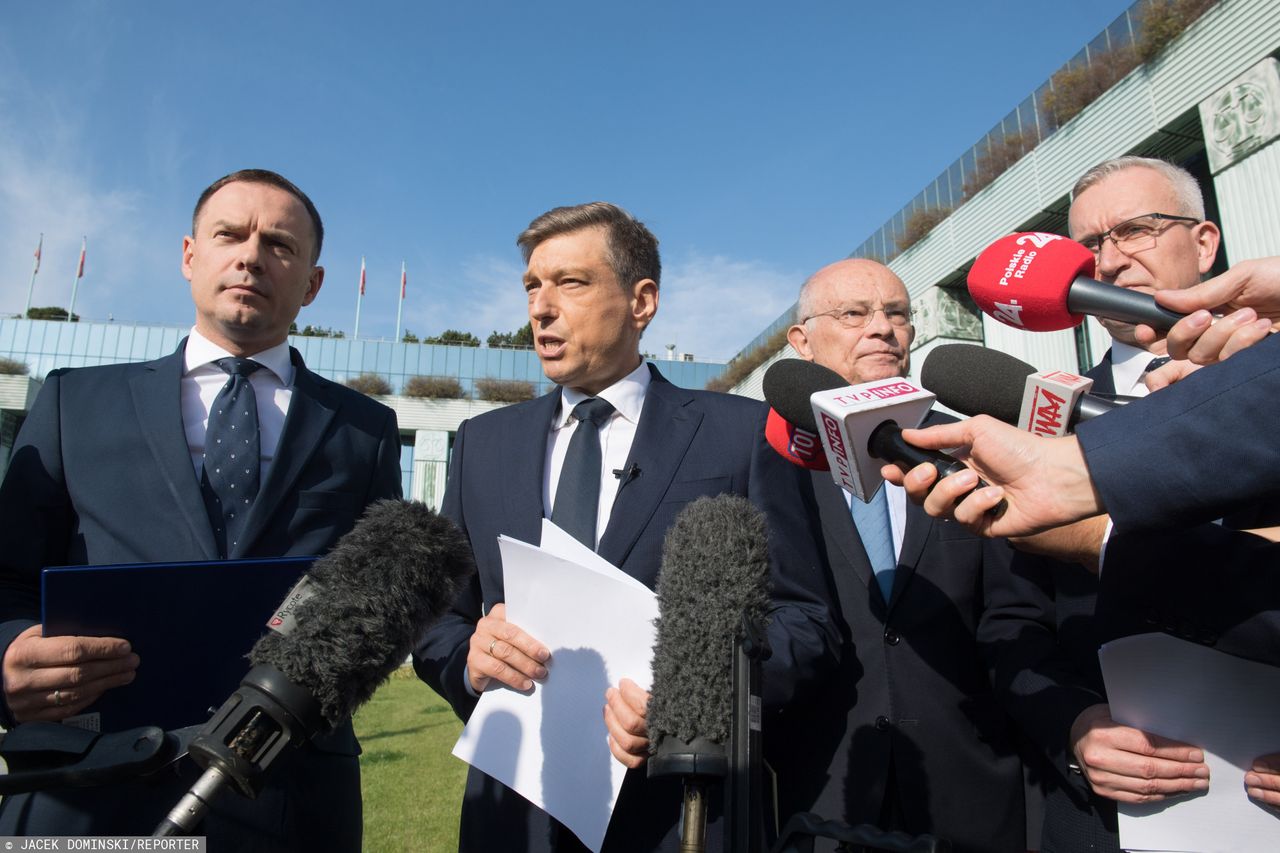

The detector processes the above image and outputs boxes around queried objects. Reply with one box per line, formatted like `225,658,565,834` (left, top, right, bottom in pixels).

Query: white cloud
646,252,801,362
401,253,529,341
0,54,180,324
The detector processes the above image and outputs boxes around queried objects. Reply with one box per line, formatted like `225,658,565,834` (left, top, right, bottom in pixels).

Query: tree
424,329,481,347
402,330,420,343
344,373,393,396
27,306,78,322
487,323,534,348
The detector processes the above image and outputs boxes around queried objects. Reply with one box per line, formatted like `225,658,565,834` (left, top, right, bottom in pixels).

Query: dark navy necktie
551,397,616,549
1143,355,1172,374
201,357,262,557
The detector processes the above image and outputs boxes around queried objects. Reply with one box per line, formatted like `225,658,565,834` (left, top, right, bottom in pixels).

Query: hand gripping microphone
647,495,772,853
762,359,985,503
920,343,1134,436
967,231,1186,332
155,499,475,836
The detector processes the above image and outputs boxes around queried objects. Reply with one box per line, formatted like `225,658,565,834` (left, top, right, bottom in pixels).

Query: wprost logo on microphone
267,575,318,635
1017,370,1092,438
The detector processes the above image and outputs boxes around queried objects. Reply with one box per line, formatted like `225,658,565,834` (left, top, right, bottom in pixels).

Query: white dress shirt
543,360,651,549
181,327,295,479
1107,340,1161,399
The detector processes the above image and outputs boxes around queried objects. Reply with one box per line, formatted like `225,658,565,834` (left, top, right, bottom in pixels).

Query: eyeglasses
1077,212,1201,257
801,305,914,328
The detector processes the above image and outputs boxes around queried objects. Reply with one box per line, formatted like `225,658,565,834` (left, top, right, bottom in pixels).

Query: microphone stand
730,611,770,853
0,722,196,795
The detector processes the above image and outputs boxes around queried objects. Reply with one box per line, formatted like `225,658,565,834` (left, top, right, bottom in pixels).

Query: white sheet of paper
1099,632,1280,853
452,528,658,853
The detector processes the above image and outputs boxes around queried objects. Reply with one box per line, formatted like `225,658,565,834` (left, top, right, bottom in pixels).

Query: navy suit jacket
0,341,402,849
768,412,1052,853
413,364,837,852
1077,331,1280,530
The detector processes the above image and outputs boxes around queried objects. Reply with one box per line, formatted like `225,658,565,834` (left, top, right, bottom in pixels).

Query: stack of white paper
452,520,659,853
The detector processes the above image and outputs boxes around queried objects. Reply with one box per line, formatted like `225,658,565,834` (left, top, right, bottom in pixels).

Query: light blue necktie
850,486,897,603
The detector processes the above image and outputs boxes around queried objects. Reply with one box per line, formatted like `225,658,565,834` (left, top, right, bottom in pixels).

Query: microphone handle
1068,277,1185,330
679,778,711,853
867,421,1006,515
154,765,230,836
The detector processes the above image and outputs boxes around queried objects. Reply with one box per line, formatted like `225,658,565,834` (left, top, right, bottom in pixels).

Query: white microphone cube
1017,371,1093,437
810,378,936,502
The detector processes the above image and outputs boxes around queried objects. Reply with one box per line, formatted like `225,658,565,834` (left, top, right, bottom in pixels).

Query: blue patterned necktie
201,357,262,557
850,485,897,603
551,397,616,549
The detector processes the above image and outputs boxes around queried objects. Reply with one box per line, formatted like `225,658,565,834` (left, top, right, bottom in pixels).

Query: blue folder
41,556,314,732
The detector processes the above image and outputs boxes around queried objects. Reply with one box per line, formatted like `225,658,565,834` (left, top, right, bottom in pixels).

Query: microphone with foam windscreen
762,359,987,503
647,494,772,853
967,232,1186,332
921,344,1133,436
155,499,475,837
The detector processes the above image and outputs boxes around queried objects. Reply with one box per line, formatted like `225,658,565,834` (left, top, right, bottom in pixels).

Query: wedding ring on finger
488,639,498,656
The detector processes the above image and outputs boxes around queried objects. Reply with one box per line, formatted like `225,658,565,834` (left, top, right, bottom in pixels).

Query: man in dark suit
771,258,1051,852
0,169,402,848
413,202,836,852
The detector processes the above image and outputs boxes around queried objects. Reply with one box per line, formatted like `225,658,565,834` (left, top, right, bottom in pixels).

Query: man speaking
414,202,836,852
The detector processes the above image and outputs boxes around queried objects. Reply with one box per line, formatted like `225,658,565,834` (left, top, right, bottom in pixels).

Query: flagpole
395,261,405,342
67,236,86,322
24,234,42,318
354,256,365,340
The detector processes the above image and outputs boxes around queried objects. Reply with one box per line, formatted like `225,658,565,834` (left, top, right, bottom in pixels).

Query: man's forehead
1070,168,1178,228
199,181,309,227
813,267,908,305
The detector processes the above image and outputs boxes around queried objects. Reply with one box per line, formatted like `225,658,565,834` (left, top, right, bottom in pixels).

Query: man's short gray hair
1071,156,1205,220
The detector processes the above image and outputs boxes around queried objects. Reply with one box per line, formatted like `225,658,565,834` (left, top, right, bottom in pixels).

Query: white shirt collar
1109,340,1159,395
183,327,294,386
554,360,651,429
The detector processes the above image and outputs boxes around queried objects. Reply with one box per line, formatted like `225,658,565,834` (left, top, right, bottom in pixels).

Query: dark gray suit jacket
0,341,403,849
414,364,837,852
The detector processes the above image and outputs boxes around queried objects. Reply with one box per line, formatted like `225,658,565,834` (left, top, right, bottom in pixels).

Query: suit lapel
129,341,219,561
503,390,561,548
812,470,883,616
890,498,934,611
1087,348,1117,394
235,351,337,557
597,370,700,570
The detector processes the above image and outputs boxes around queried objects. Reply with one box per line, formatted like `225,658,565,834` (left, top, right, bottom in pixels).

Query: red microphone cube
967,232,1095,331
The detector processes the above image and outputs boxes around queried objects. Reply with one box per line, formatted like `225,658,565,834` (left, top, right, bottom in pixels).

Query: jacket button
875,715,891,731
884,629,901,646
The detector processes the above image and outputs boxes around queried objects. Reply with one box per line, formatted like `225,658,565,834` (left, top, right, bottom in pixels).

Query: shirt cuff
1097,517,1116,576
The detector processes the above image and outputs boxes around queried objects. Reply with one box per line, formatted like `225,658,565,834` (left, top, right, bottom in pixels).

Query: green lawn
354,668,467,852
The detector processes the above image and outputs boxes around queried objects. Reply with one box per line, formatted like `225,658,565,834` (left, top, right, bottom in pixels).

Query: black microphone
647,495,772,853
155,499,475,836
920,344,1134,432
762,359,984,498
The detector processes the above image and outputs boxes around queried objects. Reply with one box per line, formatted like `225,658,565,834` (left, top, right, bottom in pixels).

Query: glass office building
0,317,727,504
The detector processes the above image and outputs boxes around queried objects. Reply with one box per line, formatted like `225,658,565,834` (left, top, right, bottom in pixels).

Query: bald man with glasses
768,259,1052,852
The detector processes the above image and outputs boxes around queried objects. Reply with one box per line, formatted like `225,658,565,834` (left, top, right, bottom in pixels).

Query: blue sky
1,0,1134,361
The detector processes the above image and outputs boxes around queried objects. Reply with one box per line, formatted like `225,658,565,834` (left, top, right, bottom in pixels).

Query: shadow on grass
361,718,459,741
362,749,409,765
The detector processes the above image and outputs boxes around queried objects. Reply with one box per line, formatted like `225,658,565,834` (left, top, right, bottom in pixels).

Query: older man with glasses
1000,156,1236,853
768,258,1054,852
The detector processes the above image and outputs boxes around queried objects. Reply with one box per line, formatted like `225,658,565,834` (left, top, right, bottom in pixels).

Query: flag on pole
33,234,43,274
359,256,367,296
400,261,407,299
76,237,86,279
